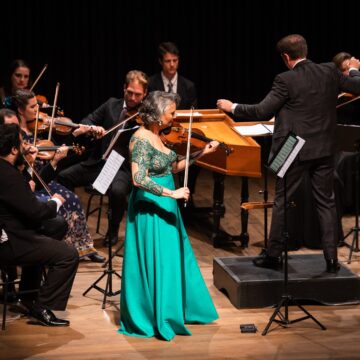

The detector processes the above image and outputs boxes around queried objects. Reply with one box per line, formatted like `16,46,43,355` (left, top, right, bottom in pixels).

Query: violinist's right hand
52,193,66,205
171,187,190,201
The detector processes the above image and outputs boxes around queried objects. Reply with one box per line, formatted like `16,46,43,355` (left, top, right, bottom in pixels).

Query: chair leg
96,195,103,234
86,194,95,220
2,273,8,330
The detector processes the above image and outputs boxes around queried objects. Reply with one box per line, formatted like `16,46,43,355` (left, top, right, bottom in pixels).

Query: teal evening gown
119,136,218,341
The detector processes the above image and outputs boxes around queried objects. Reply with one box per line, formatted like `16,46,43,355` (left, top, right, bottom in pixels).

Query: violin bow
47,82,60,141
33,106,40,145
336,94,360,109
103,112,139,136
183,107,194,207
30,64,48,92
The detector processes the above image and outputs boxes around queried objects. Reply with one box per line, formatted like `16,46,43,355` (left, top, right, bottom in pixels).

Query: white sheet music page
277,136,305,178
233,123,274,136
92,150,125,194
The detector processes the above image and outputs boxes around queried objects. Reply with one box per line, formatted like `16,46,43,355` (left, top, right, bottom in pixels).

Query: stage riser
213,254,360,308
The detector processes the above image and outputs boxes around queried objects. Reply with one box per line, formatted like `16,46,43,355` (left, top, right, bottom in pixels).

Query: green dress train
118,135,218,341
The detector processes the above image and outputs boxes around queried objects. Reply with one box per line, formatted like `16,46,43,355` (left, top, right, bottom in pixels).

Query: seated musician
57,70,149,247
7,90,105,263
0,123,79,326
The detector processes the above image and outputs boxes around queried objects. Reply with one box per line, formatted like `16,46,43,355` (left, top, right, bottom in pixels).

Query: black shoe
253,254,282,270
326,259,340,273
88,253,105,263
29,307,70,327
9,298,30,315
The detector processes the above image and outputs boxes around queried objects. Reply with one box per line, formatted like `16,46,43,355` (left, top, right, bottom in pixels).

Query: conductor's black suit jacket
0,158,57,257
233,60,360,160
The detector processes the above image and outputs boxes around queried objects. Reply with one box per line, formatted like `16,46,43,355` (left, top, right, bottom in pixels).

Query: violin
160,121,233,155
23,139,85,160
27,113,80,135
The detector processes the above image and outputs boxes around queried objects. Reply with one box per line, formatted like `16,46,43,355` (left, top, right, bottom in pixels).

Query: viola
27,113,80,135
160,121,233,155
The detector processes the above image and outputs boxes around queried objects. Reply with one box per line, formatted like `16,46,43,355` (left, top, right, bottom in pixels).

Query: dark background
2,0,360,120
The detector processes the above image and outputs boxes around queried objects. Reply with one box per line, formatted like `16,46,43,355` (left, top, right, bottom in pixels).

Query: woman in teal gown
119,91,219,341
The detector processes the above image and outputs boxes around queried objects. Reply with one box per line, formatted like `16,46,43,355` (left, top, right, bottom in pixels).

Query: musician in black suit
217,34,360,273
148,42,197,110
57,70,148,246
0,123,78,326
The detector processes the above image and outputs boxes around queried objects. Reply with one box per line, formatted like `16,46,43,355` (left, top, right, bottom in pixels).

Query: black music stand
336,124,360,263
262,132,326,336
83,208,121,309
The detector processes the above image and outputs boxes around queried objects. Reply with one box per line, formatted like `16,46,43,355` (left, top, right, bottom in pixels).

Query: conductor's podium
174,109,262,247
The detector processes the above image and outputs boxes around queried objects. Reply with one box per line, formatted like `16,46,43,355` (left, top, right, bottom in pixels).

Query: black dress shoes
253,254,282,270
9,299,30,315
88,253,105,263
29,307,70,327
326,259,340,273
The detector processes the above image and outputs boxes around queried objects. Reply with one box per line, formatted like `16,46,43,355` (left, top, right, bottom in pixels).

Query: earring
159,120,163,126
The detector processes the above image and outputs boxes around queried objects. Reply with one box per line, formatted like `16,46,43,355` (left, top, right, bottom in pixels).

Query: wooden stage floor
1,170,360,359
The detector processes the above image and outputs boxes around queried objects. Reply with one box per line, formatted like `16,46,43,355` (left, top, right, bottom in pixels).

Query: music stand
262,132,326,336
83,150,124,308
83,207,121,309
336,124,360,263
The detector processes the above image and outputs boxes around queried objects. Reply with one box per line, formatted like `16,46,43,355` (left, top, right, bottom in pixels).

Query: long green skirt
118,175,218,341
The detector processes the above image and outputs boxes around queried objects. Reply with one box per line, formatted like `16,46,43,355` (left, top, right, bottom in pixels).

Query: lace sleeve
131,137,163,196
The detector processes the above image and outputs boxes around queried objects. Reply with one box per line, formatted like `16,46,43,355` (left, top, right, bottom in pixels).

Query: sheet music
93,150,125,194
233,123,274,136
277,136,305,178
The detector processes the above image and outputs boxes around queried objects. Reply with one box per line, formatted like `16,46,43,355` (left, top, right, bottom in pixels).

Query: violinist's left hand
52,145,68,165
23,144,39,163
202,141,219,155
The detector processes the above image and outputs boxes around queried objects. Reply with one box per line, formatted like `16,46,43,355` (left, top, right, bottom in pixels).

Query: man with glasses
58,70,148,247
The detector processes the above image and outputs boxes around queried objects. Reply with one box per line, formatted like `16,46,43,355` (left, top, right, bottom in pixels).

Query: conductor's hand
348,57,360,71
172,187,190,201
217,99,233,113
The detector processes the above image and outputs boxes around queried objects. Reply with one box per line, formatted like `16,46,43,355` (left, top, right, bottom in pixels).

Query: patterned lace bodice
130,135,177,195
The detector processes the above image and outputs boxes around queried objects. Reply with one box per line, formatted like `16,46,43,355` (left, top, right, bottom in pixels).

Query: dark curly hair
139,91,180,127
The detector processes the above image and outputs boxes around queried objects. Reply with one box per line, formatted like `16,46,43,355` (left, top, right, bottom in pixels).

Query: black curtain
2,0,360,120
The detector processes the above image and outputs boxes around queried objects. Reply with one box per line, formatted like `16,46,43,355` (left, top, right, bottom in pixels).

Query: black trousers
268,155,338,260
3,215,69,295
57,161,131,227
0,237,78,311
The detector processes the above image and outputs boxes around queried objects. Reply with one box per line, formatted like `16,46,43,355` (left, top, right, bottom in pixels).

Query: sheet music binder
268,132,305,178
